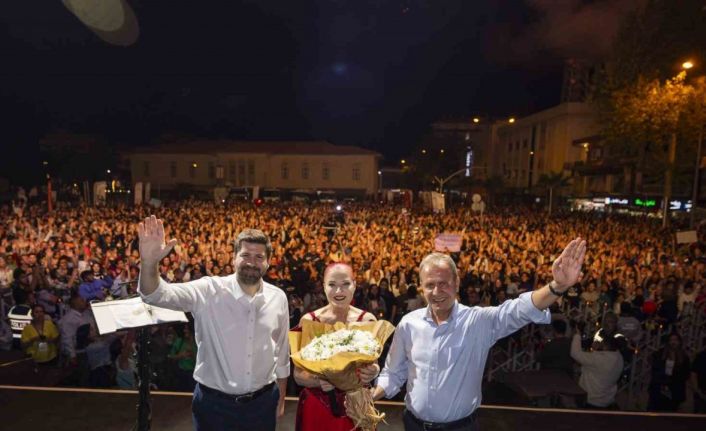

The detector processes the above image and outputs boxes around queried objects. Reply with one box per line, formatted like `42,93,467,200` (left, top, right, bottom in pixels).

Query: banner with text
434,233,463,252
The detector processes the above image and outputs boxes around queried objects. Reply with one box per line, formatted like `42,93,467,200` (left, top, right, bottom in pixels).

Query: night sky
1,0,641,183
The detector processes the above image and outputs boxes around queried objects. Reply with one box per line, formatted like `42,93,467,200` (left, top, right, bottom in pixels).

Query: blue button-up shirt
377,292,550,423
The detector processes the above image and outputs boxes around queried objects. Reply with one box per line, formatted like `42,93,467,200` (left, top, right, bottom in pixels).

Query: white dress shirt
377,292,550,423
139,274,290,395
570,334,623,407
58,309,93,358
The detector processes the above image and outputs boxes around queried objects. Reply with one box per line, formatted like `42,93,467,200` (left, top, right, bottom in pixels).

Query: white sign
134,182,143,205
431,192,446,214
676,230,697,244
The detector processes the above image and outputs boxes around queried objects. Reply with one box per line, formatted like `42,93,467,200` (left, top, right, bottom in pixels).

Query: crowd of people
0,193,705,412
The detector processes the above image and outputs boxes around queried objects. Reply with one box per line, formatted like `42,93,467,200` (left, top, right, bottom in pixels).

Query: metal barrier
484,300,706,411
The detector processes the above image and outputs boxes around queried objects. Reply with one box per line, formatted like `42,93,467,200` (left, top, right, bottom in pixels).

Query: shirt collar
423,300,459,325
232,274,271,305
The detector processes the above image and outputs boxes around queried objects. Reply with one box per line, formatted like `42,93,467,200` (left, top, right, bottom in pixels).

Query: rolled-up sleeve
139,276,208,313
486,292,551,344
377,322,408,398
274,295,291,379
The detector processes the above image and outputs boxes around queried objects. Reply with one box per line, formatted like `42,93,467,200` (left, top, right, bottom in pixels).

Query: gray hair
419,252,459,281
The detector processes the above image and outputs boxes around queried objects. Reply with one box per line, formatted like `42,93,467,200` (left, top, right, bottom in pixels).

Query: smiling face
233,241,269,287
324,264,355,308
420,260,459,322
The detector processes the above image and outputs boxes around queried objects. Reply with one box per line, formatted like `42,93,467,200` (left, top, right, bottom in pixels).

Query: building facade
490,102,600,191
427,118,494,181
128,140,380,195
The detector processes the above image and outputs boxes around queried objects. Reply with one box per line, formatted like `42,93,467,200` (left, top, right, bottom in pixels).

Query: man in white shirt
138,216,289,431
570,329,624,408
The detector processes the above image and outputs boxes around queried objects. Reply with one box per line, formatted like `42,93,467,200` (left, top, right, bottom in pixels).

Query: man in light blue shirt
373,238,587,430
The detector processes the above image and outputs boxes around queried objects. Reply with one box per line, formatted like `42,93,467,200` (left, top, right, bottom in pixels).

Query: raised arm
137,215,177,296
531,238,586,310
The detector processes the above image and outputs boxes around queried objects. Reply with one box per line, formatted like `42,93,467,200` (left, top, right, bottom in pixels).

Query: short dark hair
234,229,272,259
551,319,567,334
601,335,619,351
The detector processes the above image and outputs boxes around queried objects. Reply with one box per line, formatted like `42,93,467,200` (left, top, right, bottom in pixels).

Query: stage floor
1,386,704,431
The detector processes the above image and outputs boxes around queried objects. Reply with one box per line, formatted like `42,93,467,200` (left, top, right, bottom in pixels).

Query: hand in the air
552,238,587,291
138,215,177,267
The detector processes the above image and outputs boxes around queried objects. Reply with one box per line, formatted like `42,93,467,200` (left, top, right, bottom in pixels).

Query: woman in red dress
294,263,380,431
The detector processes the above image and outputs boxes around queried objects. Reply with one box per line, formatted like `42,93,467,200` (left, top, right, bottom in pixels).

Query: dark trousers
695,393,706,414
192,382,279,431
403,409,479,431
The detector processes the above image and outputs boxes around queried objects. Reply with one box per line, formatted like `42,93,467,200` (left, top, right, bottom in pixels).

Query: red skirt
296,387,360,431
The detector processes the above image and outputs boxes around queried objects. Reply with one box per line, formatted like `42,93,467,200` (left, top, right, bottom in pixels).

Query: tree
536,171,570,216
594,0,706,225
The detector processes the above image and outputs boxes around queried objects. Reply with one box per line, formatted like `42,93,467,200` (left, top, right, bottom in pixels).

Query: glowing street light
401,159,406,164
508,117,516,124
473,117,480,123
421,149,427,154
106,169,111,174
682,60,694,70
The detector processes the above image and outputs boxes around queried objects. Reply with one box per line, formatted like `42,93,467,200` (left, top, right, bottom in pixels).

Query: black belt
405,409,478,430
200,381,275,403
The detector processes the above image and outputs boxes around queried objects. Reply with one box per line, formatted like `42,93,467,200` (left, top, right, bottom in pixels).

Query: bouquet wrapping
290,319,395,431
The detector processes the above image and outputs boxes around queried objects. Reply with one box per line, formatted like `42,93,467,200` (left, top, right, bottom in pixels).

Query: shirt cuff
275,363,290,379
375,374,400,398
519,291,551,324
138,277,166,304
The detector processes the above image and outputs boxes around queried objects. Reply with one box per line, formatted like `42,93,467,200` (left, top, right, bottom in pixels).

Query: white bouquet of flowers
290,320,395,431
300,329,381,361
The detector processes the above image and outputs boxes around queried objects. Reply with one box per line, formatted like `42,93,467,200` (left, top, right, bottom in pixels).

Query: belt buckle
234,393,253,403
422,422,436,431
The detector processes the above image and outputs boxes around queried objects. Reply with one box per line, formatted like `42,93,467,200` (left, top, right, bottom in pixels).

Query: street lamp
106,169,111,174
664,59,697,227
377,170,383,195
508,117,516,124
685,59,703,228
473,117,480,123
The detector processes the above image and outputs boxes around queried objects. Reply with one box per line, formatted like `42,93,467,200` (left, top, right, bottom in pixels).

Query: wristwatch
547,280,565,297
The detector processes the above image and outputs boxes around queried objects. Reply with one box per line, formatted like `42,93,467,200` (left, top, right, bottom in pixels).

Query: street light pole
433,168,468,193
663,60,695,228
691,126,704,228
663,132,677,228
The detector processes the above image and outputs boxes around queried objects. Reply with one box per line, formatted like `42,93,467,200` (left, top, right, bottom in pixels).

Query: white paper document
91,297,188,334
